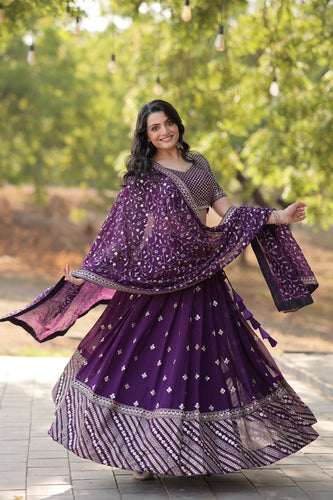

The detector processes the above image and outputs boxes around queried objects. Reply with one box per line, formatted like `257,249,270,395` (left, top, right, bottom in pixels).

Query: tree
0,1,332,226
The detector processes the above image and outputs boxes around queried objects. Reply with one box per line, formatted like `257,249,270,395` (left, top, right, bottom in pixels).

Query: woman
1,100,318,479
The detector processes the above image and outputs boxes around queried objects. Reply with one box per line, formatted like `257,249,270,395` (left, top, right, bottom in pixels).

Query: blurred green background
0,0,332,225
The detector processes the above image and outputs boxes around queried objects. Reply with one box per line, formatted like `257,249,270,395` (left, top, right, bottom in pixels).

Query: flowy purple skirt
49,271,318,476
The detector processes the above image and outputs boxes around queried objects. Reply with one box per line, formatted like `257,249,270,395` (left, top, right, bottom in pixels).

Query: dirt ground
0,185,332,357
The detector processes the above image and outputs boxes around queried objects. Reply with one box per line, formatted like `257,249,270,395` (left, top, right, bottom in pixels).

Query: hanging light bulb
0,4,4,24
181,0,192,22
215,24,225,51
108,54,118,74
74,16,81,36
269,75,279,97
27,44,36,66
153,77,164,96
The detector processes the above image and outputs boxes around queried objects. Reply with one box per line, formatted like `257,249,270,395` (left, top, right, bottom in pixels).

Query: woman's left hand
283,201,307,224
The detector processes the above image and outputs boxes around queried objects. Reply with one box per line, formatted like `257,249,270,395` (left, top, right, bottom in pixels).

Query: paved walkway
0,355,333,500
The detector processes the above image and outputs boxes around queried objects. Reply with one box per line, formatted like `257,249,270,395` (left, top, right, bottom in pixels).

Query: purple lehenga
1,154,319,476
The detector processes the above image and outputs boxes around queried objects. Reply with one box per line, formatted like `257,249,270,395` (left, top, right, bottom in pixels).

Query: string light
269,75,279,97
74,16,81,36
108,53,118,74
0,3,4,24
215,24,225,51
181,0,192,22
153,77,164,96
27,44,36,66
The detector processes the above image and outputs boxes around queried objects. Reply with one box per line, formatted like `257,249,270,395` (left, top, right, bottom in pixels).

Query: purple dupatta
0,167,318,342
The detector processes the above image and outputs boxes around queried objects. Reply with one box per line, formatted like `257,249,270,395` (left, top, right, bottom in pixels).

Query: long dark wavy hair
124,100,193,185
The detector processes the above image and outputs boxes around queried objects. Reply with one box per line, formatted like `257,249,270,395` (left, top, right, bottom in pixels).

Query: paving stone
28,495,73,500
71,478,117,490
241,469,295,487
28,450,68,459
28,458,69,468
295,481,333,492
214,494,261,500
256,486,310,498
0,470,26,490
70,469,115,480
27,484,73,496
278,464,332,481
0,490,26,500
27,474,71,486
27,466,69,476
74,490,121,499
307,494,333,500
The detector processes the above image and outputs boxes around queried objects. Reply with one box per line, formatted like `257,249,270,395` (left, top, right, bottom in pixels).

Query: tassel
249,317,260,329
243,309,253,320
268,336,278,347
237,301,246,312
232,290,243,303
259,326,270,340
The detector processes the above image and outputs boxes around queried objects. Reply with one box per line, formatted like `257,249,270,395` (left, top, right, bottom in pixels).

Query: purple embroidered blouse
153,154,226,210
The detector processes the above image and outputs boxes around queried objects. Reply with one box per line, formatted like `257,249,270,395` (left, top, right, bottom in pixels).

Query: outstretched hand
63,264,85,286
284,201,307,224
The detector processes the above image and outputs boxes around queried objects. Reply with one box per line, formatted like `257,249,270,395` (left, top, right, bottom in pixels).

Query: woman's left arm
212,197,307,225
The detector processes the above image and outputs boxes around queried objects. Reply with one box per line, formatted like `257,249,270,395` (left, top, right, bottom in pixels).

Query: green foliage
0,0,332,226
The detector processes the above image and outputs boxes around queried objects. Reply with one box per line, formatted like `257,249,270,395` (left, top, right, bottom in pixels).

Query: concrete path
0,355,333,500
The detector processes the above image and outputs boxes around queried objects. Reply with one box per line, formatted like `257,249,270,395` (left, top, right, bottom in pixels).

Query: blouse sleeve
192,153,227,206
211,174,227,205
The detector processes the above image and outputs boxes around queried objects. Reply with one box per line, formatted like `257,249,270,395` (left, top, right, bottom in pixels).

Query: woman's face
146,111,180,154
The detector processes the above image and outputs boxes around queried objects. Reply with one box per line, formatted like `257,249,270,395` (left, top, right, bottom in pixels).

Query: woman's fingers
63,264,85,286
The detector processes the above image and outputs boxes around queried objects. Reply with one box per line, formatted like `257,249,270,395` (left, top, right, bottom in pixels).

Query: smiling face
146,111,180,155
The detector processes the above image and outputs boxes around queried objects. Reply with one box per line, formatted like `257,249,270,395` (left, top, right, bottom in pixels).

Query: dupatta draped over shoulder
0,166,318,342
